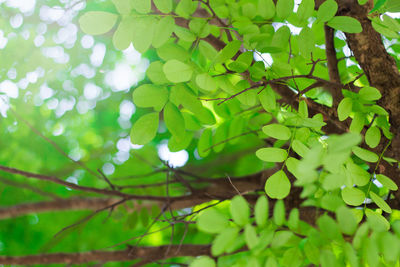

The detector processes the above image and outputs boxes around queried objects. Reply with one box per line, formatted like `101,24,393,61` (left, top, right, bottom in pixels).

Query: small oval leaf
265,171,291,199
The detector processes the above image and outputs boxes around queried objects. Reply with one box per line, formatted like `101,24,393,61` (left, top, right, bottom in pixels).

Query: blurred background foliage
0,0,265,263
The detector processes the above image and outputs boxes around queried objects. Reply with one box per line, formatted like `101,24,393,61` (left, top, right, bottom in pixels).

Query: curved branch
0,198,118,220
0,170,274,219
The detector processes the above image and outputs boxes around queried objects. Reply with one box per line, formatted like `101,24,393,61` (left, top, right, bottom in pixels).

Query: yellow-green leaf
130,112,159,145
265,171,291,199
79,11,118,35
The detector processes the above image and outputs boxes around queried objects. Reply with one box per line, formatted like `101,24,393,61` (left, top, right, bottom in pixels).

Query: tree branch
0,245,211,265
0,170,275,219
0,198,118,220
324,25,342,107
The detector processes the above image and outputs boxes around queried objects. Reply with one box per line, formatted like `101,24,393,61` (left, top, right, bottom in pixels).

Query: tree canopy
1,0,400,266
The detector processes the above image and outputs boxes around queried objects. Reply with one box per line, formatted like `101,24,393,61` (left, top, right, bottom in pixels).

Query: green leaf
344,242,359,267
365,208,390,231
198,128,212,158
168,131,193,152
174,25,196,43
352,223,369,249
255,196,269,227
346,162,370,186
352,146,379,162
337,97,352,121
327,16,363,33
132,17,156,53
384,0,400,12
371,18,400,38
287,208,299,230
113,19,133,50
228,51,253,73
153,0,172,13
359,86,382,101
317,214,343,241
199,40,217,60
298,100,308,118
79,11,118,35
130,112,159,145
132,0,151,14
282,247,303,267
197,208,229,234
273,200,285,226
230,195,250,226
369,191,392,213
163,60,193,83
336,206,358,235
270,230,293,248
211,227,239,256
112,0,132,14
212,122,229,153
349,112,365,133
317,0,338,22
376,174,398,191
146,61,169,84
276,0,294,20
365,126,381,148
244,224,259,249
304,241,320,265
132,84,168,111
370,0,388,13
265,171,291,199
291,140,309,158
327,132,361,153
258,86,276,112
262,124,291,140
380,232,400,263
321,194,345,212
297,0,315,25
152,16,174,48
257,0,275,20
175,0,197,18
127,212,139,229
322,172,346,191
164,102,186,141
341,187,365,206
265,256,279,267
189,19,210,38
171,85,215,125
256,147,288,162
270,26,290,51
298,27,314,58
215,40,242,64
196,73,217,92
157,42,190,61
190,256,216,267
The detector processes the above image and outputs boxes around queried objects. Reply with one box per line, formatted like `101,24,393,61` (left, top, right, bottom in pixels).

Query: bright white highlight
83,83,102,100
10,14,23,28
157,143,189,168
105,63,138,92
6,0,36,13
81,35,94,49
254,52,273,66
102,162,115,175
119,100,136,119
0,80,18,98
90,43,106,67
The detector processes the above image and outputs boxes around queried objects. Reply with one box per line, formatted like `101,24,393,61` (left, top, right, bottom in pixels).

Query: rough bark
338,0,400,163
